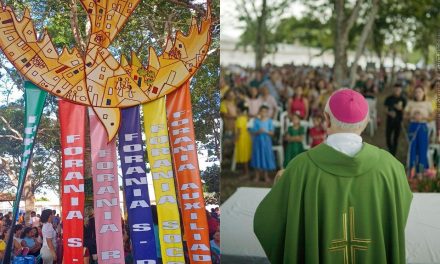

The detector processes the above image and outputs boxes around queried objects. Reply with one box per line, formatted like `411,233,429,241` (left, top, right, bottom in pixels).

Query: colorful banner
89,109,124,263
59,100,86,264
142,97,185,264
3,81,47,264
166,82,212,263
118,106,157,263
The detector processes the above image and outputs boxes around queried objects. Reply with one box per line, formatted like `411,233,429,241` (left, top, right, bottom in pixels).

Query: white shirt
31,216,40,227
42,222,57,248
325,133,363,157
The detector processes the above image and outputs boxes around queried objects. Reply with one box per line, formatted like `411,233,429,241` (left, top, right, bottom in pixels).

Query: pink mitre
328,88,369,123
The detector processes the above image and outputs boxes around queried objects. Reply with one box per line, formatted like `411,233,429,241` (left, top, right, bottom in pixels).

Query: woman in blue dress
250,105,276,182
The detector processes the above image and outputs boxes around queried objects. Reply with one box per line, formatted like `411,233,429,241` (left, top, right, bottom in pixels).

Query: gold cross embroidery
329,207,372,263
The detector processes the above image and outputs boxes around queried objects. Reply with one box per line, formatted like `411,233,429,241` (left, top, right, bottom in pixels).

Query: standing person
260,86,279,119
384,83,407,156
18,213,24,225
210,230,220,264
283,112,305,168
287,86,309,120
0,228,6,260
52,212,60,229
245,87,262,118
254,89,412,263
40,209,57,264
30,211,40,228
220,89,238,135
84,207,97,263
250,105,276,182
234,102,252,177
404,85,434,178
308,114,326,147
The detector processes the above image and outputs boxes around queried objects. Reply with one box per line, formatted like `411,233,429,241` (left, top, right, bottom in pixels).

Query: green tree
236,0,290,69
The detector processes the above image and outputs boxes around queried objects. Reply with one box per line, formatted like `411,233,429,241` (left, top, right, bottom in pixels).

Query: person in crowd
220,75,230,99
21,226,41,257
83,247,90,264
52,212,60,228
363,76,378,99
30,211,40,228
32,226,42,244
0,229,6,260
18,213,24,225
123,227,133,263
40,209,57,263
234,101,252,177
384,83,407,156
250,105,276,182
308,79,324,117
284,112,305,168
13,224,28,256
210,207,220,220
260,86,279,119
287,86,309,120
3,214,12,229
249,71,264,88
308,114,326,147
261,73,280,102
271,71,288,104
404,85,434,178
84,207,97,263
207,210,219,241
210,229,220,264
220,89,238,135
245,87,262,118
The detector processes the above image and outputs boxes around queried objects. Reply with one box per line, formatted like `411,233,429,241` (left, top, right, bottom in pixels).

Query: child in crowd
210,229,220,264
234,102,252,177
309,114,326,147
21,227,41,257
250,105,276,182
284,112,305,167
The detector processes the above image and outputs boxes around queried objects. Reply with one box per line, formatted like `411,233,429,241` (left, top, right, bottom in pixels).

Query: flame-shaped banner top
0,0,212,141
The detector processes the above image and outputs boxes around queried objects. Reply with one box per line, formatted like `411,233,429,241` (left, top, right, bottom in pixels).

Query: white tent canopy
221,187,440,264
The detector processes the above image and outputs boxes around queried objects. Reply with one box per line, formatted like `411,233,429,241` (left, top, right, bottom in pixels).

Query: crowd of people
0,206,221,263
0,210,61,263
221,63,438,180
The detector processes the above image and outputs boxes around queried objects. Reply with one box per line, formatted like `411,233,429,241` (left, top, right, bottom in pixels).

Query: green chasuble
254,143,412,264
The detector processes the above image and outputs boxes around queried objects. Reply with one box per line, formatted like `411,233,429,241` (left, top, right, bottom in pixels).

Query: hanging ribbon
89,109,124,263
166,81,212,263
59,99,86,264
142,97,185,264
118,106,157,262
3,81,47,264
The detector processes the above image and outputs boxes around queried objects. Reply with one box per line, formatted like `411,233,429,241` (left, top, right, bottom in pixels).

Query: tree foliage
236,0,439,76
236,0,291,68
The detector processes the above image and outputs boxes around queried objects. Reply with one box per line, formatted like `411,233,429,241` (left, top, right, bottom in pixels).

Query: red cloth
290,97,306,119
208,217,219,237
309,126,326,147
